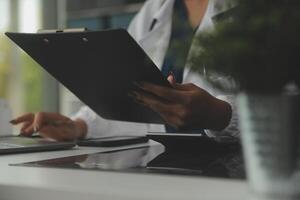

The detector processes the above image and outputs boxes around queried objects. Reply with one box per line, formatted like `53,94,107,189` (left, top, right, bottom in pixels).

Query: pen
149,19,157,31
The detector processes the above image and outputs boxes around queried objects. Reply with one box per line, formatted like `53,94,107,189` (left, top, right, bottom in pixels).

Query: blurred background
0,0,145,121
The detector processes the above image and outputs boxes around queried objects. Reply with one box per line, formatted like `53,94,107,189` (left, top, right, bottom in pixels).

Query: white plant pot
237,93,300,199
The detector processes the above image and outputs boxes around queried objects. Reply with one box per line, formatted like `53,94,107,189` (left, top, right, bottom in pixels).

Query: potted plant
190,0,300,198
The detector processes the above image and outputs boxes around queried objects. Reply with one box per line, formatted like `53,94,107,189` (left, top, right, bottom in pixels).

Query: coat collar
186,0,237,80
139,0,237,73
152,0,175,25
147,0,236,30
151,0,236,29
139,0,175,46
213,0,237,15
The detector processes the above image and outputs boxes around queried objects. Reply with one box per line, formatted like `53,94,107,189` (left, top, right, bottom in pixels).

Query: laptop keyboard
0,137,75,154
0,143,24,149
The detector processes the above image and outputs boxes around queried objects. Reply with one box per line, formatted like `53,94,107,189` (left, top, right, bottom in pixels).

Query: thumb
167,72,196,91
167,72,177,86
167,73,188,90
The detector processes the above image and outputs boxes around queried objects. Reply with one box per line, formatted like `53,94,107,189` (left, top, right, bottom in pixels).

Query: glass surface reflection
13,143,245,179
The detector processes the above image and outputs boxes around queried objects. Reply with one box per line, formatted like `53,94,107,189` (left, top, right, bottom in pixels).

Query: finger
172,83,198,91
32,112,46,132
161,115,181,130
139,82,186,103
132,91,188,130
20,121,32,133
10,113,34,124
167,73,177,86
20,124,34,137
166,73,197,91
133,91,174,116
137,95,182,129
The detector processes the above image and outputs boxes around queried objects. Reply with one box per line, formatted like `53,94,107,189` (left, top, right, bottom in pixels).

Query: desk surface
0,141,249,200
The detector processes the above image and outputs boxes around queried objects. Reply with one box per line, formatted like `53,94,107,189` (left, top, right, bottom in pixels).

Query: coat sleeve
183,71,240,138
205,95,240,138
71,106,149,138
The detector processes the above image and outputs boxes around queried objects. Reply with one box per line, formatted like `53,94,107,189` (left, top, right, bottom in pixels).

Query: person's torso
128,0,237,95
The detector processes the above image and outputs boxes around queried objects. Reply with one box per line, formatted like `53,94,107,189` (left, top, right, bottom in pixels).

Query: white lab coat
72,0,239,138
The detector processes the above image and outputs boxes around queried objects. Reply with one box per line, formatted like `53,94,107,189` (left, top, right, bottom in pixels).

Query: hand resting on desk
10,112,87,141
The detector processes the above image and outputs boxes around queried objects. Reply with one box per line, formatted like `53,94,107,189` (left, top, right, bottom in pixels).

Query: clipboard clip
38,28,90,44
37,28,88,33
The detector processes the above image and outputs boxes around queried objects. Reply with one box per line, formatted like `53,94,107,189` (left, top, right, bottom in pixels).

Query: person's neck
184,0,209,29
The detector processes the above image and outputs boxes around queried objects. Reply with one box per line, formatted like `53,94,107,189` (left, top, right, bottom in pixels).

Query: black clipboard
6,29,170,124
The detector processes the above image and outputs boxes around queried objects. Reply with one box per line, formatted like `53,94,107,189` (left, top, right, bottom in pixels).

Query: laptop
0,134,76,154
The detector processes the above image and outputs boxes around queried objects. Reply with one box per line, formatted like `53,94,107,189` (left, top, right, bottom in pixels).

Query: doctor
11,0,239,141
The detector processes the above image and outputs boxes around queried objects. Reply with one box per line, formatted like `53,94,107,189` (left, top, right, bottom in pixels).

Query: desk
0,141,248,200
